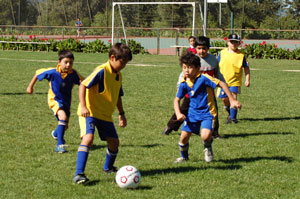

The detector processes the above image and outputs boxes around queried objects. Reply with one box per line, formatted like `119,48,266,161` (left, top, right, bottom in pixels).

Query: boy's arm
117,96,127,128
79,83,90,117
244,67,250,87
174,97,186,121
218,81,242,109
26,74,38,94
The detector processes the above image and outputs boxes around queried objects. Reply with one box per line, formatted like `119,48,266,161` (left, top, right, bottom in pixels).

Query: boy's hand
26,86,33,94
81,106,90,117
230,100,242,110
245,79,250,87
119,115,127,127
176,113,186,122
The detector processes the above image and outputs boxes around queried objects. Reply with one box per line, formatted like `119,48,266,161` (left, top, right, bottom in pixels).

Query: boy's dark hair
58,50,74,61
109,43,132,61
188,35,196,41
195,36,210,48
180,52,201,68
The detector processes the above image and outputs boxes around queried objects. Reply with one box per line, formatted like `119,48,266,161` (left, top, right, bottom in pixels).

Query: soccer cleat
212,131,222,139
51,130,57,139
55,145,67,153
162,126,173,135
174,157,189,163
51,130,66,145
73,174,89,184
225,116,232,124
204,147,213,162
231,119,238,123
103,166,118,174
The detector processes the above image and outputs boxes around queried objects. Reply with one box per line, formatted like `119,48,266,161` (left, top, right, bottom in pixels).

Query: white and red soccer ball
115,165,141,189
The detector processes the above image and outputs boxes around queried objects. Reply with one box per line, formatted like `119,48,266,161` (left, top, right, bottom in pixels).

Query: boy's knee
107,138,119,151
81,133,94,147
57,109,68,121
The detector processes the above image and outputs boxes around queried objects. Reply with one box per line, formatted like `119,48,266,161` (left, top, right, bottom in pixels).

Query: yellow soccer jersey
36,65,83,115
217,48,249,87
77,61,123,122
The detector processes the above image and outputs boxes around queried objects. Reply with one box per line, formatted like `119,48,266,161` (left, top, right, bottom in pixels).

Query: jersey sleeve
82,68,104,89
176,82,187,99
119,86,124,97
202,74,220,89
73,70,84,85
35,68,55,81
242,56,249,67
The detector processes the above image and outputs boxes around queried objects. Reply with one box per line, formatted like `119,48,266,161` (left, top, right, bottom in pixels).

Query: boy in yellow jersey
26,50,84,153
174,53,241,163
73,43,132,184
217,33,250,123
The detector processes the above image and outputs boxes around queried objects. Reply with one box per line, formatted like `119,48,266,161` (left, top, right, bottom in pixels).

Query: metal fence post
157,29,160,55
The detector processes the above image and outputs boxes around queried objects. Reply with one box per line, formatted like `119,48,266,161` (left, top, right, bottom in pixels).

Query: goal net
111,2,197,44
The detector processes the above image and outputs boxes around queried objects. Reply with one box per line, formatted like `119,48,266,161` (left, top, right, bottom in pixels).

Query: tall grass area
0,51,299,198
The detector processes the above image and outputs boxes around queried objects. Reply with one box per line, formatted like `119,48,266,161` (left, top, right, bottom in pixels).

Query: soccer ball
115,165,141,189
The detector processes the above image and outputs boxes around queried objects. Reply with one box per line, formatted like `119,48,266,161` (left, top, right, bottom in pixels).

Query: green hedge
0,36,148,55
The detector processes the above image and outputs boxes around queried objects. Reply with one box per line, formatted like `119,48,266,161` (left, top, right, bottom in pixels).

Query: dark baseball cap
228,33,241,41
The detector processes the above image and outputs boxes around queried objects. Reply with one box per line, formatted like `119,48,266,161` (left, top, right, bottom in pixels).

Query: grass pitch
0,51,299,198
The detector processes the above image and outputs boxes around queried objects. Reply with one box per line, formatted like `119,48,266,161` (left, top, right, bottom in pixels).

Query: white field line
281,70,300,72
0,57,159,67
0,57,298,71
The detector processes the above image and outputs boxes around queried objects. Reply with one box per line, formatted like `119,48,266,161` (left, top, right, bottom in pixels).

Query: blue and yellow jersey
218,48,249,87
177,73,220,122
36,65,83,114
77,61,123,122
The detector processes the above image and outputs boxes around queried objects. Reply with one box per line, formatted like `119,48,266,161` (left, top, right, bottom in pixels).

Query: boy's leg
103,137,119,173
201,128,214,162
229,92,238,123
212,95,222,138
54,109,68,153
200,119,214,162
162,97,190,135
73,116,95,184
175,131,192,163
75,134,94,175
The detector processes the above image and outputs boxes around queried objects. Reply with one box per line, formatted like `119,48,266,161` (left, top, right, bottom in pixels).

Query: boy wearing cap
217,33,250,123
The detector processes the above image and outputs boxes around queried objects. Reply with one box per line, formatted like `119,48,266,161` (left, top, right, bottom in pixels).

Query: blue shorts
78,116,118,140
218,86,240,98
181,119,213,135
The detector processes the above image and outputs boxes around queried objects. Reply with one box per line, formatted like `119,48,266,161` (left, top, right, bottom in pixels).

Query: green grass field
0,51,299,199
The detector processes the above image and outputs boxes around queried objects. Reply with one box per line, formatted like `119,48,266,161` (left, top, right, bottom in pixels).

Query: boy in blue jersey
162,36,224,139
26,50,83,153
73,43,132,184
217,33,250,124
174,53,241,163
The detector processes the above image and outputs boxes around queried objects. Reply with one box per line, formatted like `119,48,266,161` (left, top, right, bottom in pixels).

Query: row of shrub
0,36,148,54
0,36,299,60
209,40,300,60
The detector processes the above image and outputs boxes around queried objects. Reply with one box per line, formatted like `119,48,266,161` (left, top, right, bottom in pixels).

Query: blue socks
75,145,89,176
103,148,118,170
55,120,67,146
230,108,238,120
178,143,189,159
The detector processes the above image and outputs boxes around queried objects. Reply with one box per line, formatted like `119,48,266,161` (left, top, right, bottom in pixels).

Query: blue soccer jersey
177,73,220,122
36,65,83,115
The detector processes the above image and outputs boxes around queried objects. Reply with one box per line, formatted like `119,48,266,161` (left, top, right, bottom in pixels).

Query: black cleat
162,126,173,135
73,174,89,184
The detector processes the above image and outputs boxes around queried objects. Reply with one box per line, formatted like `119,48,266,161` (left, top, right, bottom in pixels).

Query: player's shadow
0,92,47,95
141,165,242,177
240,116,300,121
90,143,163,151
83,180,100,186
217,156,293,164
222,131,294,139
